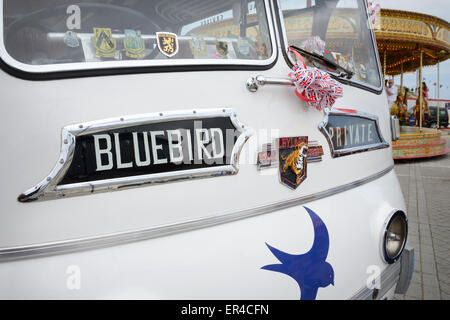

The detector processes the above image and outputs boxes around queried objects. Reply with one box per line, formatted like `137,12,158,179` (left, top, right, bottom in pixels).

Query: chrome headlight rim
381,210,408,264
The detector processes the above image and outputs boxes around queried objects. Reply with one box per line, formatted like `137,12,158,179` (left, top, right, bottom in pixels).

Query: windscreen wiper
289,45,354,79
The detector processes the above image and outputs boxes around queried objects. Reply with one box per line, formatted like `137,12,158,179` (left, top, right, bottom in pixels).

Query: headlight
382,211,408,264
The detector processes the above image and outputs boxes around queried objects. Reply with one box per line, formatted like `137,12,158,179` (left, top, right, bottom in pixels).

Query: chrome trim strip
350,261,401,300
18,108,253,202
318,109,390,158
2,164,394,262
0,0,277,73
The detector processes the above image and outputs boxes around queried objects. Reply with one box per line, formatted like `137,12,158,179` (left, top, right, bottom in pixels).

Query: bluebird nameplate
19,109,252,202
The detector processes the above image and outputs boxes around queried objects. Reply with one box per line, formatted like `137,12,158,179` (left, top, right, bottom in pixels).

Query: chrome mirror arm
246,75,295,92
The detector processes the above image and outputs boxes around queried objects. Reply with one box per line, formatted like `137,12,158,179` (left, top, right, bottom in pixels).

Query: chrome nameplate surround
18,108,253,202
318,110,389,158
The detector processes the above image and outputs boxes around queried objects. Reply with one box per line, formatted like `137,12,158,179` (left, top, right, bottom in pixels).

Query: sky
373,0,450,99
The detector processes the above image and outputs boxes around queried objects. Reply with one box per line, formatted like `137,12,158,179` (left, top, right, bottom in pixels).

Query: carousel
374,9,450,159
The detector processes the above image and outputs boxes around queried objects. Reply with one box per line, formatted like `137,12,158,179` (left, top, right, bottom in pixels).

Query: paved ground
394,133,450,300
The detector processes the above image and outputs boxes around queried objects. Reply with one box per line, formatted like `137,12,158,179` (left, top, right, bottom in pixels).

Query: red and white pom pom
288,47,343,112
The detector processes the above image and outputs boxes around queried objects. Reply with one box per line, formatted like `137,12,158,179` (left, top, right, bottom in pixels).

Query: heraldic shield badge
123,29,145,59
156,32,179,57
278,136,308,189
93,27,117,58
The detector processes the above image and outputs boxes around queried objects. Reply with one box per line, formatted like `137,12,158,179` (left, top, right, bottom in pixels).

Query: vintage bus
0,0,413,299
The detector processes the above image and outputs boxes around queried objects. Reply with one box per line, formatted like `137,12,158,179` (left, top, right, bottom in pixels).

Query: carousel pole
383,50,387,80
437,62,440,128
400,63,404,94
419,50,423,132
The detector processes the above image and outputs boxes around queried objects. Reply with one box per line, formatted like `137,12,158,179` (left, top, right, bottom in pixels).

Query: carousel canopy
374,9,450,76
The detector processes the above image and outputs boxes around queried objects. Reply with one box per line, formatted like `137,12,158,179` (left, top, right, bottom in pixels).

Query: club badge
358,63,367,80
255,41,268,58
307,143,324,162
189,35,207,57
336,54,348,70
348,57,355,73
257,143,277,170
123,29,145,59
323,50,336,72
156,32,179,57
237,38,250,56
278,136,308,189
63,30,79,48
92,27,117,58
216,40,228,57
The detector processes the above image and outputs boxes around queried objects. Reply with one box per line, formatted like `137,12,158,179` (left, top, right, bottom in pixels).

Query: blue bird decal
262,206,334,300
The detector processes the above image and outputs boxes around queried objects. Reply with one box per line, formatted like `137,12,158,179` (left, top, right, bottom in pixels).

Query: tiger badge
278,136,308,189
